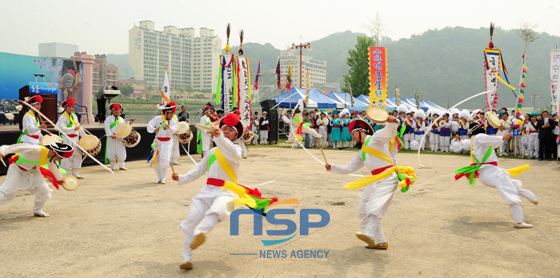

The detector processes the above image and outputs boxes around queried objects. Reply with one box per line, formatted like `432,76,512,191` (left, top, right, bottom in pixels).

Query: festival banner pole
551,50,560,115
368,47,388,107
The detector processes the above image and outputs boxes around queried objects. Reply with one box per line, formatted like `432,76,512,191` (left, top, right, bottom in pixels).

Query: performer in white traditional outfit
172,112,278,270
104,103,134,171
316,110,330,147
403,111,415,149
282,100,322,143
56,98,87,179
0,142,74,217
458,110,470,140
147,103,178,184
526,112,539,159
197,104,215,157
18,95,47,145
281,109,296,143
454,123,538,228
169,101,181,165
326,117,416,250
429,110,440,152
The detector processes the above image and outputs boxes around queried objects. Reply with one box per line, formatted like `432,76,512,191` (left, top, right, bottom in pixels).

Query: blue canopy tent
355,95,444,111
270,87,339,109
326,91,369,110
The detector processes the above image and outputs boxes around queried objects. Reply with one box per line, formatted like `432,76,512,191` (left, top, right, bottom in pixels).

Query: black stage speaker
260,100,278,144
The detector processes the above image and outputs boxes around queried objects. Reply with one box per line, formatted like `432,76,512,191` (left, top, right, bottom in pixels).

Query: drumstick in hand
320,147,328,165
170,163,175,175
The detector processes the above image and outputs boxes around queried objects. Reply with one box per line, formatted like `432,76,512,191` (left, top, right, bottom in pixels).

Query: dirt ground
1,146,559,277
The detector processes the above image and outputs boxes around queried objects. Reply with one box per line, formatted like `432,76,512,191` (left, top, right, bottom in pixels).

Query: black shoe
538,158,543,161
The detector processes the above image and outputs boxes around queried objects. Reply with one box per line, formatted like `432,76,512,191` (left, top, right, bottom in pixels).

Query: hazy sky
1,0,559,56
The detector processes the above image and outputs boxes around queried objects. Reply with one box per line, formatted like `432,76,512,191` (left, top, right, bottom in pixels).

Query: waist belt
26,134,40,139
370,165,394,175
332,126,340,128
530,131,538,133
157,137,171,141
68,134,78,138
17,165,29,171
415,131,424,135
207,178,225,187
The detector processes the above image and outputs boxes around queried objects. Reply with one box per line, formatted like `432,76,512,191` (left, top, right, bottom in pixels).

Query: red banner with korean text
368,47,388,108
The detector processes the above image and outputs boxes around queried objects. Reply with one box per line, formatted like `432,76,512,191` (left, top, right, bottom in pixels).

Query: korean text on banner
368,47,388,108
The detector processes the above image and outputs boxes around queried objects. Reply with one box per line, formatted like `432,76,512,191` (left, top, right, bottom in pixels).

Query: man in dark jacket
537,111,557,160
259,111,269,145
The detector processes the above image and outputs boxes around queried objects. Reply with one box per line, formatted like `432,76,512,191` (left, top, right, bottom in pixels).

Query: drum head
366,106,389,123
195,123,214,132
79,135,99,149
486,112,502,128
115,123,132,139
177,122,189,134
62,176,80,191
40,134,63,146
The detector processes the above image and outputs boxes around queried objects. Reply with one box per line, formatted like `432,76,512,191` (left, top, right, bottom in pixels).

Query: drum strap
62,112,78,128
110,116,124,129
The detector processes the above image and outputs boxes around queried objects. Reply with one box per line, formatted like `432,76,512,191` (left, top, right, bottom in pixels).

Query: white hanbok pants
171,135,180,163
154,140,172,181
61,136,83,176
359,174,398,244
106,137,126,169
527,134,539,158
178,185,237,261
0,165,52,214
478,166,536,223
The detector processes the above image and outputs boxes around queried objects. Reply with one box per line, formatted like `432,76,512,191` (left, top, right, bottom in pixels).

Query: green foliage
120,85,134,97
343,36,376,97
186,85,194,93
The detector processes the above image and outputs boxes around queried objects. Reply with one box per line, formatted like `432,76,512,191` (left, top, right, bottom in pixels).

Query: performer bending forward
172,112,276,270
0,142,74,217
326,116,415,249
455,123,538,228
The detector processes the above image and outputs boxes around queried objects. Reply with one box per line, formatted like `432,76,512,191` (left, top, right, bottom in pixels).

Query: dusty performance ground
1,147,559,277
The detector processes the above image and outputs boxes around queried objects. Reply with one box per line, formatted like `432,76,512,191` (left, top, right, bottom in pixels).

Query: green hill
108,27,560,109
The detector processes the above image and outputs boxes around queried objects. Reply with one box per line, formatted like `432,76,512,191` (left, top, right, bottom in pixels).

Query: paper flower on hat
169,101,177,113
220,113,244,139
110,103,122,111
27,95,43,104
62,98,76,107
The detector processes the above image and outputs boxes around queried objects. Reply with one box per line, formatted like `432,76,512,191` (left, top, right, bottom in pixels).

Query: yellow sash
215,148,257,208
344,145,416,190
62,112,78,127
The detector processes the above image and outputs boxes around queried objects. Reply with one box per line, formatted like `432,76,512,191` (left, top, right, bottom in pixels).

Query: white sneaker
160,179,166,184
513,222,534,228
34,211,49,217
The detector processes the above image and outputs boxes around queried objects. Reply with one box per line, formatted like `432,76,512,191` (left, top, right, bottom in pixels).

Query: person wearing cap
104,103,134,171
403,111,415,149
325,115,411,250
316,110,329,147
169,101,181,166
197,104,215,157
18,95,47,145
171,112,277,270
340,110,352,148
57,98,87,179
455,122,538,228
525,112,539,159
147,102,178,184
259,111,269,145
429,111,440,152
251,111,259,145
0,142,74,217
413,110,427,151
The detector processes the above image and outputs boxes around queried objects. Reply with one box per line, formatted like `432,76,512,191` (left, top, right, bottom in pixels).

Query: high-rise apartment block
279,50,327,88
129,20,222,93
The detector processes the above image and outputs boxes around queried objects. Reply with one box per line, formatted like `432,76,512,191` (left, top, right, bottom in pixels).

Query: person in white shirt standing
197,104,215,157
56,98,87,179
19,95,47,145
316,110,330,147
147,103,178,184
104,103,134,171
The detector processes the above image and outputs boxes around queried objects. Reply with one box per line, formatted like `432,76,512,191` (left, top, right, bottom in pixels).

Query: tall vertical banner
484,49,501,111
237,55,252,128
551,50,560,115
275,59,281,90
216,54,237,114
286,60,292,91
514,55,529,118
160,66,170,103
368,47,388,108
253,60,261,91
